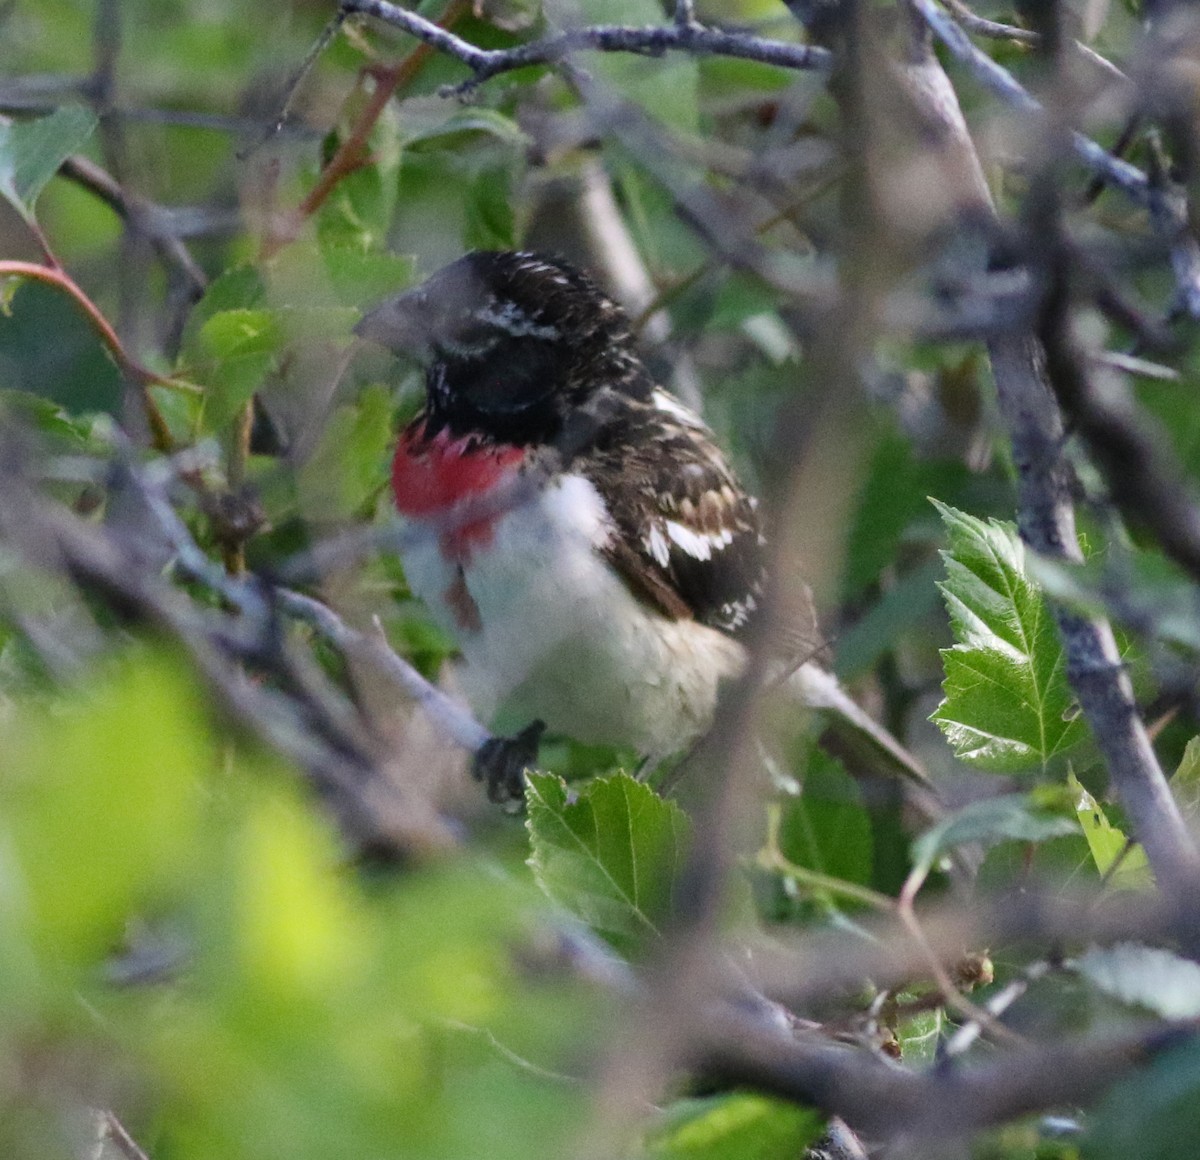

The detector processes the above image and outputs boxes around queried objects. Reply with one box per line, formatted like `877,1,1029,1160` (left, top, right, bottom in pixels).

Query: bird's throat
392,420,525,560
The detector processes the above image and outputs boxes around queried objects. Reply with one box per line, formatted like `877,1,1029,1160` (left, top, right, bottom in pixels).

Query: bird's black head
355,251,653,446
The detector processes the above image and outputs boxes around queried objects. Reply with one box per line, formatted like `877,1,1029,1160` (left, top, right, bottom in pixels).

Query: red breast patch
392,419,524,560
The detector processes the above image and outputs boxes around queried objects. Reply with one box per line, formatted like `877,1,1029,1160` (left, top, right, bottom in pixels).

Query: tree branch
890,15,1200,897
342,0,832,87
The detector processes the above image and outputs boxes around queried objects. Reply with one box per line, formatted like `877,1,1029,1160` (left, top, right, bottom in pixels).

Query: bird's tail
787,663,938,798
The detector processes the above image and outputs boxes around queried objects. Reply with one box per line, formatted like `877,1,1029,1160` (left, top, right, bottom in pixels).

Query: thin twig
0,261,178,450
98,1110,152,1160
60,154,207,302
275,590,492,754
342,0,832,89
940,0,1128,85
912,0,1149,207
260,0,470,258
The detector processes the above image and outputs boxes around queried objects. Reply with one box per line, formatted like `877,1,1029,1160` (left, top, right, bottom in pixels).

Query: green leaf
777,751,872,888
911,792,1079,882
1070,771,1153,889
525,772,690,957
464,160,517,251
1172,736,1200,822
2,651,210,963
297,384,394,521
178,265,266,355
322,246,415,308
1085,1038,1200,1160
930,500,1088,773
1076,943,1200,1019
190,308,279,433
896,1004,943,1066
646,1092,824,1160
401,105,531,150
0,107,98,224
843,435,970,602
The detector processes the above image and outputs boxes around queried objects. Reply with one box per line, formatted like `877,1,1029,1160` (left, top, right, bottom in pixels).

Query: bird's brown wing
579,392,767,638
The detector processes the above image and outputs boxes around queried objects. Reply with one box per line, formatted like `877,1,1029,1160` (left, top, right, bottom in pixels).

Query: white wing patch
666,519,734,561
651,388,707,429
646,523,671,567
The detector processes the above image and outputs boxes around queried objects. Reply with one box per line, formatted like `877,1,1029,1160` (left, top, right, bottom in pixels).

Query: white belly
399,473,745,755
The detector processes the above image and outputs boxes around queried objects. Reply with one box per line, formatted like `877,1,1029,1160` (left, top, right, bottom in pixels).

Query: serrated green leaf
525,772,690,957
0,107,98,224
930,500,1088,773
646,1092,824,1160
179,265,266,354
190,308,279,433
911,793,1079,881
1069,771,1153,889
1077,943,1200,1019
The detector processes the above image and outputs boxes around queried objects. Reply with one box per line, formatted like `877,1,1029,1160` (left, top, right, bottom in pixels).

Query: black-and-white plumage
356,251,926,798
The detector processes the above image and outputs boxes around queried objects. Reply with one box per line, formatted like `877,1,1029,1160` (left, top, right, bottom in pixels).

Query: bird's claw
472,720,546,804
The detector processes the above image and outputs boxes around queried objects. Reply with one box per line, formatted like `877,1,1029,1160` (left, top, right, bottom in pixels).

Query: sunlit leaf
931,501,1088,773
1171,736,1200,823
191,308,279,433
646,1092,824,1160
2,651,209,961
1070,771,1153,890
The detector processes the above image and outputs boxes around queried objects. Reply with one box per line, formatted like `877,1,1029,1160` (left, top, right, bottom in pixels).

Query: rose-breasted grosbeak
356,251,928,800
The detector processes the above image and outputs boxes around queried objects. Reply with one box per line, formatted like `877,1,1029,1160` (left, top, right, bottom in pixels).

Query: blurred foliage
4,0,1200,1158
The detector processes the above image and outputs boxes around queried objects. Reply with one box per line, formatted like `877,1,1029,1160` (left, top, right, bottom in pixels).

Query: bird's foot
473,720,546,805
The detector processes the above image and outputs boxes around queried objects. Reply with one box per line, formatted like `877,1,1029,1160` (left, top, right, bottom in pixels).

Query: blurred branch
60,154,207,306
0,443,460,856
911,0,1150,206
96,1110,152,1160
127,449,495,759
275,589,492,755
341,0,832,88
697,1003,1197,1140
941,0,1128,84
941,0,1037,44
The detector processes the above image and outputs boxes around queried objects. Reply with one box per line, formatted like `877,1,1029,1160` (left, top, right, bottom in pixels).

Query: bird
354,250,929,802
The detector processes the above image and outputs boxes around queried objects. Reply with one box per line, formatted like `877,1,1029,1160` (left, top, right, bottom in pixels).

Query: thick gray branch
895,25,1200,895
